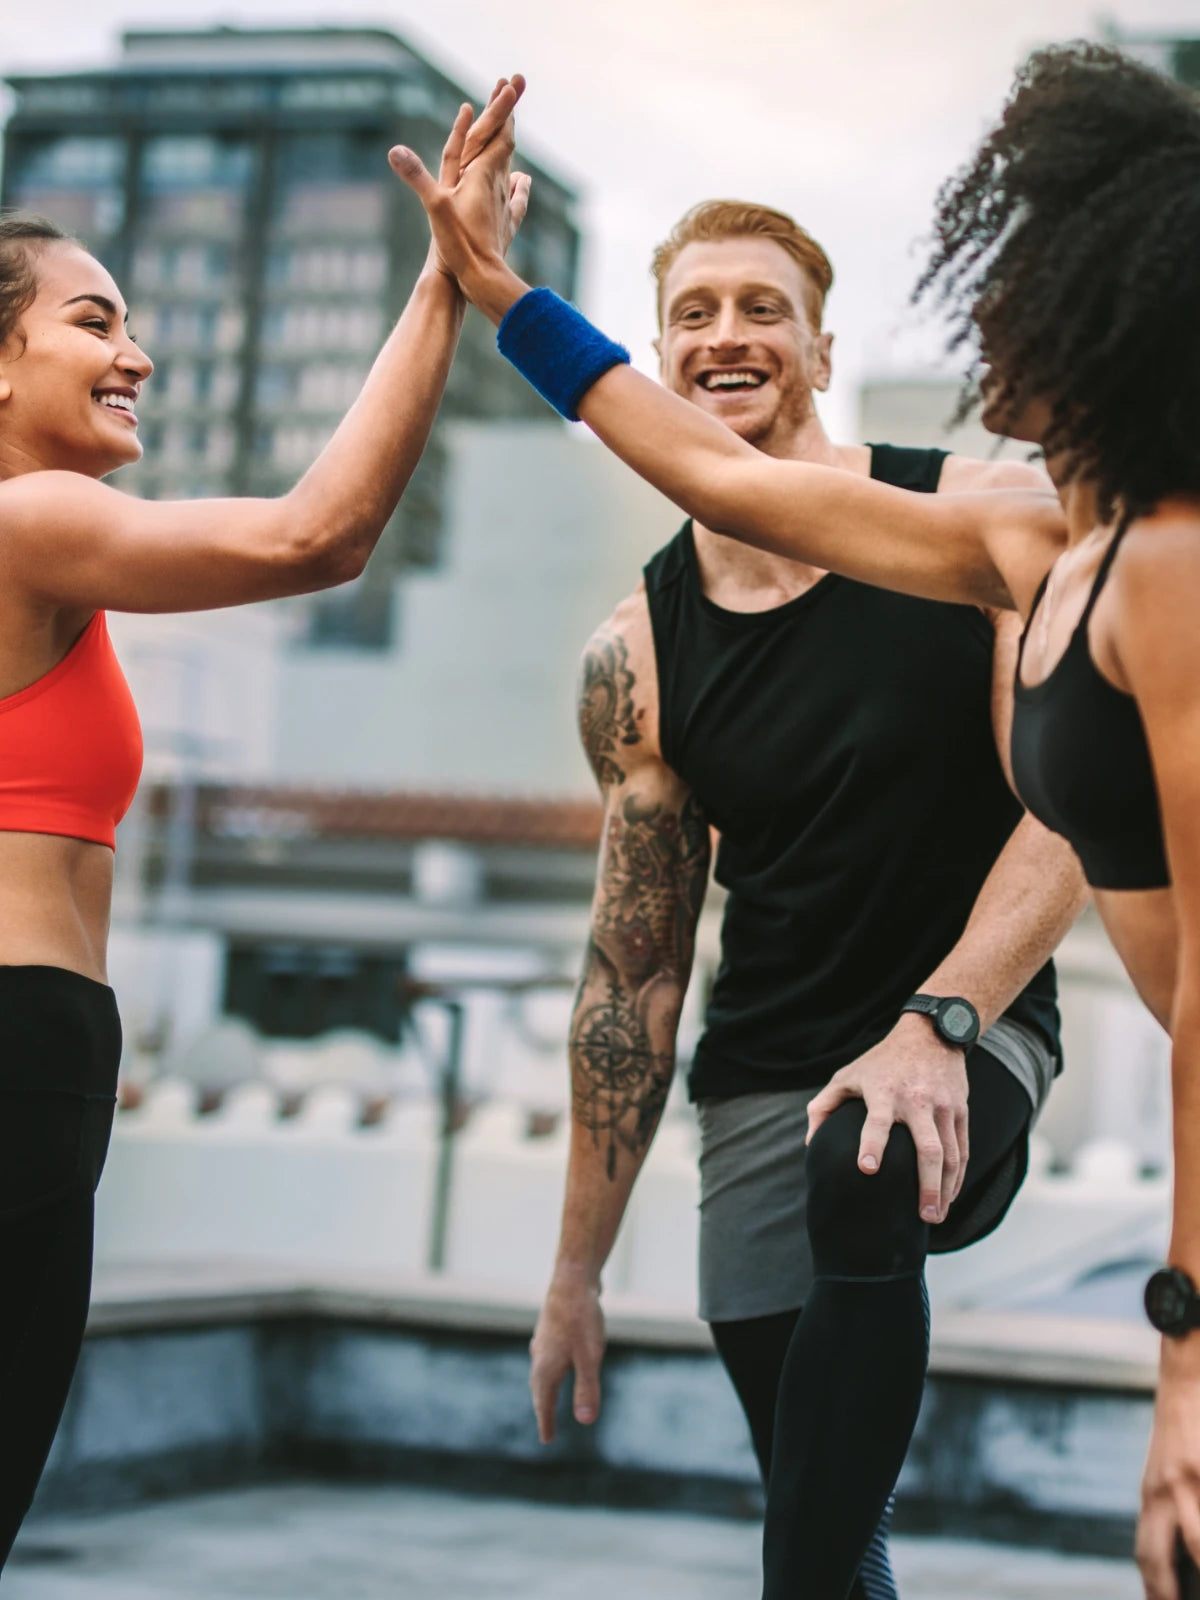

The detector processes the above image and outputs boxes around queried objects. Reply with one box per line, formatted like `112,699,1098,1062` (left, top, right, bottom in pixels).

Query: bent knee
805,1103,924,1277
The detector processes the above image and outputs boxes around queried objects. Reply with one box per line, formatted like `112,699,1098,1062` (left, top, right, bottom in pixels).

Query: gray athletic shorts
696,1016,1056,1323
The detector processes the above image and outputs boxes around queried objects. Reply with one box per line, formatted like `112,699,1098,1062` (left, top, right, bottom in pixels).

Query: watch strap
900,994,940,1018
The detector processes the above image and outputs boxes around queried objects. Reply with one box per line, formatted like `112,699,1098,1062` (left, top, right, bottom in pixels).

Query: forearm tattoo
579,632,640,786
570,791,710,1180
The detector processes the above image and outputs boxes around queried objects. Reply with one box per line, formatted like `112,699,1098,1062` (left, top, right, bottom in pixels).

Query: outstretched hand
389,76,532,293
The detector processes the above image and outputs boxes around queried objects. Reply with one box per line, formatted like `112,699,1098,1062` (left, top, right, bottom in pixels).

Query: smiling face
0,240,153,479
657,237,833,452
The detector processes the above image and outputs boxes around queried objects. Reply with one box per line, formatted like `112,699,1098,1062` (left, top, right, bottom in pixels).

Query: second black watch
900,993,981,1050
1145,1267,1200,1339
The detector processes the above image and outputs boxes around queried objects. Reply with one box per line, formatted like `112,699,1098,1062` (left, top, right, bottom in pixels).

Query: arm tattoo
579,632,640,787
570,791,709,1180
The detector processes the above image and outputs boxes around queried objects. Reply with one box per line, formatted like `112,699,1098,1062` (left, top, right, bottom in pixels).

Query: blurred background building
2,25,579,646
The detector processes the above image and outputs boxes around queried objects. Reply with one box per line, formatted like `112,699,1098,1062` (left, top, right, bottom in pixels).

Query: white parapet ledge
88,1260,1160,1391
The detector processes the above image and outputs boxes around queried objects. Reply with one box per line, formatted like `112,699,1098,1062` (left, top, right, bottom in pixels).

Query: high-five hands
390,76,532,292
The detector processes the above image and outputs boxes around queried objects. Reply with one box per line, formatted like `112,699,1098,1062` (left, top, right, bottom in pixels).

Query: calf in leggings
521,203,1088,1599
0,84,526,1569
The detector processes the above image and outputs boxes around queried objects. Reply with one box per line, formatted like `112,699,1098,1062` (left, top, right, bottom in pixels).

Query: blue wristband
496,287,630,422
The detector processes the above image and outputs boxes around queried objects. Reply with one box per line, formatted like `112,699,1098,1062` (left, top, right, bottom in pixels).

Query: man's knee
805,1102,924,1278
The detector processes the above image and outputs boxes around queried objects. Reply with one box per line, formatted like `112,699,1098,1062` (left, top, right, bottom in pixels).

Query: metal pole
427,999,464,1274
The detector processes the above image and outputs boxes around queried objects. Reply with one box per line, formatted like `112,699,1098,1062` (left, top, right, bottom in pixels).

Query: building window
9,134,123,187
255,364,292,408
6,134,127,247
141,135,253,191
224,943,411,1044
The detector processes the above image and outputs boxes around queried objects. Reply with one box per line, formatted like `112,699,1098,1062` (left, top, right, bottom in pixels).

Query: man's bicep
578,622,644,788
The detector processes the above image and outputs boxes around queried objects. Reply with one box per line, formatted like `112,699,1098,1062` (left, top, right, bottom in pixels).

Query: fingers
935,1104,960,1219
529,1353,564,1445
1138,1501,1182,1600
509,172,532,233
856,1107,895,1176
458,78,520,170
908,1112,945,1223
951,1105,970,1205
572,1352,602,1427
438,103,473,186
529,1350,602,1443
805,1080,848,1144
387,145,439,208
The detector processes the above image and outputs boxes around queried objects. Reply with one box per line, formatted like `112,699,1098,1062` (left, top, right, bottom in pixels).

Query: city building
1,26,580,647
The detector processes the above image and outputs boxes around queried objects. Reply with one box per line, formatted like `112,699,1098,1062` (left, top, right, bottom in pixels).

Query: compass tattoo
570,788,710,1180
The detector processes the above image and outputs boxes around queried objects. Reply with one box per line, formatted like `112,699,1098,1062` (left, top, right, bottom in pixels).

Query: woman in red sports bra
0,83,527,1566
403,43,1200,1600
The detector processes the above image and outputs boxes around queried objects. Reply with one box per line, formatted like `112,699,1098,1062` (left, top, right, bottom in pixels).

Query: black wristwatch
1145,1267,1200,1339
900,993,981,1050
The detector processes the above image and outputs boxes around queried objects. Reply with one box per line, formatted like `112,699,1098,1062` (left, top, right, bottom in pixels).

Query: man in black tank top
528,204,1088,1600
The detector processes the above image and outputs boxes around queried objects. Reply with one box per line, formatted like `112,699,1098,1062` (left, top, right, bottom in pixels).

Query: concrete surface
5,1483,1142,1600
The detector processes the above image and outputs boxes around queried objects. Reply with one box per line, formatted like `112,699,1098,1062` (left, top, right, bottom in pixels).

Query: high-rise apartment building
2,27,580,645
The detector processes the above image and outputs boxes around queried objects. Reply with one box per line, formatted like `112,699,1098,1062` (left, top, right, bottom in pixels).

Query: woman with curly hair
0,84,526,1570
396,41,1200,1599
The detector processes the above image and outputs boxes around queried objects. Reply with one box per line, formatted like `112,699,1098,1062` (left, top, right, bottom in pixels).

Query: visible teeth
95,393,134,413
702,371,765,391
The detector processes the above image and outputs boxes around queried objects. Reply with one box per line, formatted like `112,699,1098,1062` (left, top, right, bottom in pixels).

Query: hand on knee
806,1103,925,1278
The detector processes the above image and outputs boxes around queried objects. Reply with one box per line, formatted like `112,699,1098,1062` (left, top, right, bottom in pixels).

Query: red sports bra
0,612,143,849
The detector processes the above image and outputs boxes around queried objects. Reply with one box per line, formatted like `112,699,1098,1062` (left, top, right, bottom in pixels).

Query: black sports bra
1010,524,1169,890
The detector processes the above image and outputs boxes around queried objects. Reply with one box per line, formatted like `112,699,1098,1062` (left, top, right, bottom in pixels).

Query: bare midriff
0,832,114,984
1095,885,1179,1031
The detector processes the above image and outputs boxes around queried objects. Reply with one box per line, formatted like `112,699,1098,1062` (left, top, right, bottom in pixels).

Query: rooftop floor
7,1483,1141,1600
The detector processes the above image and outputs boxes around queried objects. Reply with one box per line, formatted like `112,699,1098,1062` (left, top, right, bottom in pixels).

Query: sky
2,0,1198,438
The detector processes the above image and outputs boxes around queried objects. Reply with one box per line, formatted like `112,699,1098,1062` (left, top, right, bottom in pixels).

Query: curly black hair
916,41,1200,521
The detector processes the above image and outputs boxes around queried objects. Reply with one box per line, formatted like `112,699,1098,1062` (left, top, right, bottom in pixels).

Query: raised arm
0,82,528,616
529,593,710,1443
388,149,1066,618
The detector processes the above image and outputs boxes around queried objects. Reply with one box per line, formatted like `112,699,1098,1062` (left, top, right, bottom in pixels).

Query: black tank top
1011,525,1169,890
644,442,1060,1100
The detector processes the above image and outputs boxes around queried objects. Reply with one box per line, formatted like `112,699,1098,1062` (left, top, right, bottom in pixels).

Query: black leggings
712,1048,1032,1600
0,967,121,1573
712,1309,899,1600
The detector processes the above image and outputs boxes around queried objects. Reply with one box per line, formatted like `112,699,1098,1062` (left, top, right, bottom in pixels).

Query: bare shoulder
937,453,1051,494
1112,507,1200,619
0,469,101,533
579,583,661,784
1093,508,1200,708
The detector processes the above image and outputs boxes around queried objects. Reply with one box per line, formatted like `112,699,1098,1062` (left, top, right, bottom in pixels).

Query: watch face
939,1000,977,1044
1146,1269,1194,1335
